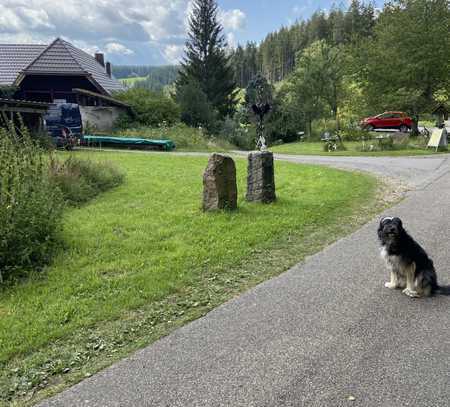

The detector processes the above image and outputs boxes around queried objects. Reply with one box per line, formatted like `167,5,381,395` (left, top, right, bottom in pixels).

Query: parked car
44,103,83,149
360,111,413,132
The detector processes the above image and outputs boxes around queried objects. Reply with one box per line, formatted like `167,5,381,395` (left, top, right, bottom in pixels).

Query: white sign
427,128,448,150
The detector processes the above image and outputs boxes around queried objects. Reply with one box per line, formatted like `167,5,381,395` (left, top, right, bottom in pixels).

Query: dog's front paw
385,282,397,289
402,288,420,298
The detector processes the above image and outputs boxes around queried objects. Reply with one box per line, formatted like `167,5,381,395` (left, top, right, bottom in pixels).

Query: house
0,38,129,131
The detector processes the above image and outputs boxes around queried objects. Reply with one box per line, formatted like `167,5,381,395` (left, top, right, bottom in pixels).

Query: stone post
246,151,276,203
202,153,238,211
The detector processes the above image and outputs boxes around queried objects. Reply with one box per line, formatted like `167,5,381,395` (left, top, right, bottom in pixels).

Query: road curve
40,154,450,407
270,153,450,190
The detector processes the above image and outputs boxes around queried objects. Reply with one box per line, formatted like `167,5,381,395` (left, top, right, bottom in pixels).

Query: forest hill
230,1,375,87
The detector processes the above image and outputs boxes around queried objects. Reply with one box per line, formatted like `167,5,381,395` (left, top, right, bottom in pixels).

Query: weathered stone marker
246,151,276,203
202,153,237,211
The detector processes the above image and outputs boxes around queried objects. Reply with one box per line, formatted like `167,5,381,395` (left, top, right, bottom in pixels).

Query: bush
114,88,180,128
265,104,305,144
32,130,57,151
219,115,256,150
49,156,125,205
0,125,63,283
338,127,368,142
175,80,218,132
310,118,338,140
359,136,394,152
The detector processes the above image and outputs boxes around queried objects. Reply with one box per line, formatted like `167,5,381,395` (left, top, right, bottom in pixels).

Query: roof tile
0,44,46,85
0,39,123,94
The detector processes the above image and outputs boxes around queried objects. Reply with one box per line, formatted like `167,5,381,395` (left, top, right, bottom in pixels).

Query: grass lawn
119,76,147,86
271,140,448,156
1,151,386,405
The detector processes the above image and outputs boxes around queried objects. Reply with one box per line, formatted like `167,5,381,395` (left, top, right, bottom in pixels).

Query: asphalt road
271,154,450,189
41,154,450,407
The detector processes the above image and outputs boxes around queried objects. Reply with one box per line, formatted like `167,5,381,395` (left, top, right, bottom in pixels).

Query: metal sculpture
246,74,272,151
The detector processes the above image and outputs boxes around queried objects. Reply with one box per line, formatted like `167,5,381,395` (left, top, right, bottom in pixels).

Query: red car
361,111,413,132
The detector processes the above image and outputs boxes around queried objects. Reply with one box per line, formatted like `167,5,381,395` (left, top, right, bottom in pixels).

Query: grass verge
1,151,392,406
271,140,449,156
102,123,234,152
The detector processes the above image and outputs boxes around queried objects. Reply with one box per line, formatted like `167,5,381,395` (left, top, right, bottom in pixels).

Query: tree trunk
333,106,339,131
411,114,419,136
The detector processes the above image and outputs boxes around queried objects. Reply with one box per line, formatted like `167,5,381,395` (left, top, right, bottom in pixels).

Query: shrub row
0,126,63,282
0,125,125,283
49,156,125,206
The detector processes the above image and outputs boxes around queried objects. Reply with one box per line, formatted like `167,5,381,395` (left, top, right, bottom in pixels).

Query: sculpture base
246,151,276,203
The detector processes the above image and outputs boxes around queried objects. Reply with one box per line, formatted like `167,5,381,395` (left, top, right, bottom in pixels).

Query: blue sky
0,1,386,65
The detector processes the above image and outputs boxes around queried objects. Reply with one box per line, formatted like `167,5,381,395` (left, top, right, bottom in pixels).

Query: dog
378,217,438,298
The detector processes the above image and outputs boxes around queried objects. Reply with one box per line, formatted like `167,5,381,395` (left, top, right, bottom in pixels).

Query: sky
0,0,385,66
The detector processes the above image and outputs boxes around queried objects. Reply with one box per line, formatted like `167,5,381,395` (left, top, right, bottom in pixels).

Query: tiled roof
0,38,124,95
0,44,46,85
61,40,124,94
24,39,86,75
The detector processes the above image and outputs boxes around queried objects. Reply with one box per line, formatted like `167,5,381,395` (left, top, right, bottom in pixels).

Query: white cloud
219,9,246,31
163,44,185,64
0,1,246,63
0,4,27,34
16,7,54,30
105,42,135,55
225,32,237,49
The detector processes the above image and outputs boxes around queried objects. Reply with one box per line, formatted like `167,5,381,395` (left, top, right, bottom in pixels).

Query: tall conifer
177,0,237,119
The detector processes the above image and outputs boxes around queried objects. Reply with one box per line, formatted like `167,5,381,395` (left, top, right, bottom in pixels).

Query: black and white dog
378,217,438,298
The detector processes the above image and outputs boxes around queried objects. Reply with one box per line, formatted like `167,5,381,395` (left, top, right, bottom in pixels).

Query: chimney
95,52,105,67
106,61,112,78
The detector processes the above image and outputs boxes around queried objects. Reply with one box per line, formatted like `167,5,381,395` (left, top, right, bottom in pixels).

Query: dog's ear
378,217,391,235
392,217,403,228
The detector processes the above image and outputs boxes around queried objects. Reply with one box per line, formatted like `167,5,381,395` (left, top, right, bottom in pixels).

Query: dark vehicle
44,103,83,149
360,111,413,132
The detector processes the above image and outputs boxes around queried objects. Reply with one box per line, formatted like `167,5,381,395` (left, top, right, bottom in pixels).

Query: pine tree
176,0,237,119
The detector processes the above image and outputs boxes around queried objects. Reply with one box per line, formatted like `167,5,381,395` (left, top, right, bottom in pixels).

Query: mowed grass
0,151,382,404
271,140,447,156
119,76,147,86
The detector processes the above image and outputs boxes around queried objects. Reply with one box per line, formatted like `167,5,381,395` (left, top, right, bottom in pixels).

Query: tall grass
49,156,125,206
0,122,126,283
111,123,234,151
0,125,63,282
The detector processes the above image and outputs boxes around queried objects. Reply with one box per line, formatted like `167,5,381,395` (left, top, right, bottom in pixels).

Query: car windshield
45,104,81,127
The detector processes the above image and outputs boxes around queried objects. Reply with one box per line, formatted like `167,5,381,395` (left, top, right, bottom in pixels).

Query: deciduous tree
363,0,450,133
285,40,345,135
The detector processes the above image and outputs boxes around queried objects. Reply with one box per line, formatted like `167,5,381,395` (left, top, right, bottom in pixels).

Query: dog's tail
435,285,450,296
